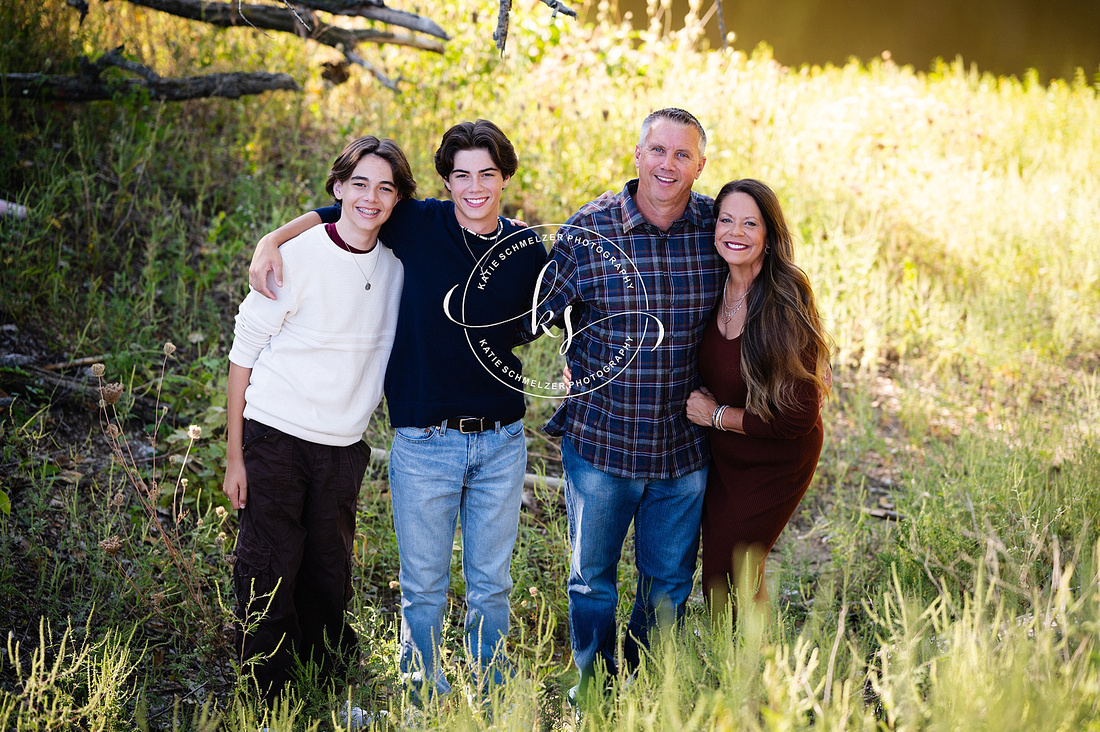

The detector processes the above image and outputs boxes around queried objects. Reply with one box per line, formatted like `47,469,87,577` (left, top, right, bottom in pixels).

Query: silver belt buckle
458,417,482,434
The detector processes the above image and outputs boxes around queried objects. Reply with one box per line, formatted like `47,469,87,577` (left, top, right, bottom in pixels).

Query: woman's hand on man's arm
686,387,718,427
687,387,747,433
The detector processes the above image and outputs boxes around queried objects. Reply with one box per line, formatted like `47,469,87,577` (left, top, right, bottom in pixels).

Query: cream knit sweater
228,225,402,446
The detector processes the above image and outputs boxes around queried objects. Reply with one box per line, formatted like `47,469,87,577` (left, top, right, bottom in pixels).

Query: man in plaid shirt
534,108,727,700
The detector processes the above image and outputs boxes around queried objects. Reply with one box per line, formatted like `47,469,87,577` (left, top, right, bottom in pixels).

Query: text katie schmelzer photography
444,224,666,399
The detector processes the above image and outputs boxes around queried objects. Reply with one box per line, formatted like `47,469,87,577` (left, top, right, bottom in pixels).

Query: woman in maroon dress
686,179,832,617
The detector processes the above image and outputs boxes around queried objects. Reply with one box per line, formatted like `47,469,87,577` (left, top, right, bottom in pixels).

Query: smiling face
444,148,510,234
633,118,706,218
714,191,768,277
332,154,399,249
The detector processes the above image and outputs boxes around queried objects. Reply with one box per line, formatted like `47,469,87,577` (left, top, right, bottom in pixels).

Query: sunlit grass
4,528,1097,729
2,0,1099,728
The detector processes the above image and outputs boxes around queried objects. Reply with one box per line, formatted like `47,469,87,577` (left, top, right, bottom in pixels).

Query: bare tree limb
537,0,577,19
343,49,399,90
305,0,450,39
42,355,110,371
5,67,299,102
47,0,583,99
109,1,452,93
330,5,448,39
493,0,512,55
92,46,162,82
333,27,445,53
125,0,448,42
67,0,91,23
2,364,164,422
306,0,385,12
493,0,576,56
714,0,727,49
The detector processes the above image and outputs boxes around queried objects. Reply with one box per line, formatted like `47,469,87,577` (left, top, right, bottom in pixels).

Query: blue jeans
389,419,526,697
561,437,707,685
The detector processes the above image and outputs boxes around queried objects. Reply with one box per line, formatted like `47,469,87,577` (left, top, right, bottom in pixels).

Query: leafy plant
91,344,234,656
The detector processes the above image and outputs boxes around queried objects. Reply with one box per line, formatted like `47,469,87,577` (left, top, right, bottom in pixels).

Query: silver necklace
721,274,749,323
459,218,503,265
349,244,381,291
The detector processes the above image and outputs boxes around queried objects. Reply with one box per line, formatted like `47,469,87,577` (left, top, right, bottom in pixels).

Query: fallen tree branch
493,0,575,56
343,49,399,90
67,0,91,23
713,0,727,49
126,0,448,43
306,0,385,12
1,364,163,423
493,0,512,54
42,355,110,372
305,0,449,39
5,68,298,102
332,27,444,53
538,0,577,18
3,46,301,103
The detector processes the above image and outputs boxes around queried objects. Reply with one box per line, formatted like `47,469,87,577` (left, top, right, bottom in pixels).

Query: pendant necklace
349,244,381,291
721,274,749,323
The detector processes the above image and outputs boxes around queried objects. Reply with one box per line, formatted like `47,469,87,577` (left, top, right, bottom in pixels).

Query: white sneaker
339,702,371,730
566,684,583,726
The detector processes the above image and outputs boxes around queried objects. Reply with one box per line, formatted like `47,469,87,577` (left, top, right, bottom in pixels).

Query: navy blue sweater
318,199,547,428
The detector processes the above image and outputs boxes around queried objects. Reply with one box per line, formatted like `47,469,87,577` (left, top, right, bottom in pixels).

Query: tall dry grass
1,0,1098,728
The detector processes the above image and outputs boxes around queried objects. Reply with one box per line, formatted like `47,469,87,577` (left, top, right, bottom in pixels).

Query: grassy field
2,0,1099,729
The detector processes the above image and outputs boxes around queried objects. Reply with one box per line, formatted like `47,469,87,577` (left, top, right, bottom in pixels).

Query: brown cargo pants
232,419,371,704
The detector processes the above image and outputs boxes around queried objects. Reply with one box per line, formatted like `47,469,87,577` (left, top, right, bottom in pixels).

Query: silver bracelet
712,404,728,431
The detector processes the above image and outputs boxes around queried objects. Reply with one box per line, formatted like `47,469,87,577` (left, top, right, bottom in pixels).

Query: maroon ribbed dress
697,312,823,597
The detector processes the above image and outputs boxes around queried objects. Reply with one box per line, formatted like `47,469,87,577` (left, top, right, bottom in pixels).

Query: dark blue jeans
232,419,370,704
561,438,707,686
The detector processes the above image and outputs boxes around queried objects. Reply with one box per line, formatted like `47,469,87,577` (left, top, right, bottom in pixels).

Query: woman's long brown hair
713,179,833,422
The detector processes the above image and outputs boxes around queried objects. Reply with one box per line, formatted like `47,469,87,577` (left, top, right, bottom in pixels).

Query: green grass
2,0,1100,728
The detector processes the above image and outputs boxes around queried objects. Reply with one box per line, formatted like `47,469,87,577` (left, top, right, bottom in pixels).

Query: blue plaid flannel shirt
537,180,726,479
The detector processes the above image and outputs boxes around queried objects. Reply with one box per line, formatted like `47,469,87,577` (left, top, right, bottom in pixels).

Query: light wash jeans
389,419,526,698
560,437,707,688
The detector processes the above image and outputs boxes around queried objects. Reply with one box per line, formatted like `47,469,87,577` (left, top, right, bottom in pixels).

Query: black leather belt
440,417,498,434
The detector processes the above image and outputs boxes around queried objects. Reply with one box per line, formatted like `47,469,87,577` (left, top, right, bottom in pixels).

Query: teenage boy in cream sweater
223,136,414,704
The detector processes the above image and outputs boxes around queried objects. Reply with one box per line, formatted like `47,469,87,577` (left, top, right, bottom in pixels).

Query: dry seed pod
99,382,124,405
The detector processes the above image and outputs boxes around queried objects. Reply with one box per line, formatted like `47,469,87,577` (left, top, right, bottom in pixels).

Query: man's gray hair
638,108,707,156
